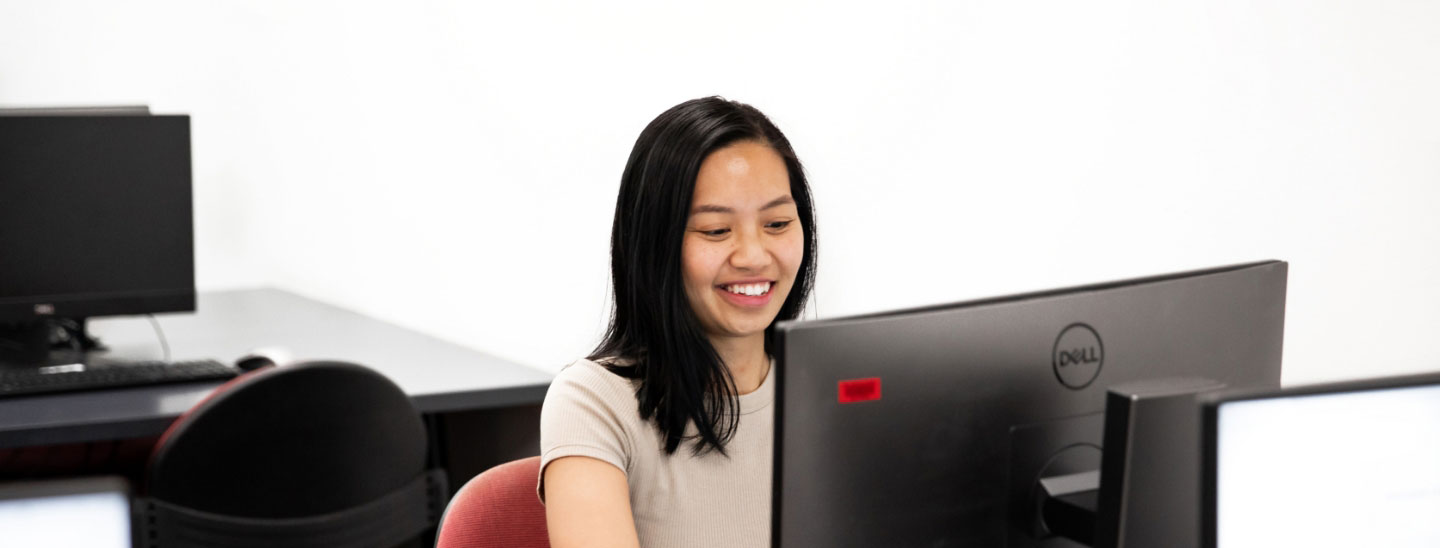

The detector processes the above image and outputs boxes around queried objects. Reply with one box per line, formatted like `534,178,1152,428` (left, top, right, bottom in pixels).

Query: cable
147,314,171,361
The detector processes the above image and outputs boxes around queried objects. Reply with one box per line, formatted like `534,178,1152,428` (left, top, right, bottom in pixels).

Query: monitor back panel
774,261,1287,547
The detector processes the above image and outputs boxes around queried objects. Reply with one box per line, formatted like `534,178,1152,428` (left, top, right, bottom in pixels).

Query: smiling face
682,140,805,343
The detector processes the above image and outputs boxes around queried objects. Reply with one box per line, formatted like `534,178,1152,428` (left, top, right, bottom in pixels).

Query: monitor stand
0,318,105,367
1019,378,1230,548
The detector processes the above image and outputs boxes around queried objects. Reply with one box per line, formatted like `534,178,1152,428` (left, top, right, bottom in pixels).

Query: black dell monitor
773,260,1287,547
1203,372,1440,548
0,114,194,365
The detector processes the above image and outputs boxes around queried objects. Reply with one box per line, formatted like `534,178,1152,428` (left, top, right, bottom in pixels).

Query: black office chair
134,361,447,548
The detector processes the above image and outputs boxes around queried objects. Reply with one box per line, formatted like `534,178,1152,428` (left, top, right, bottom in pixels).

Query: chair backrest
137,361,447,548
436,456,549,548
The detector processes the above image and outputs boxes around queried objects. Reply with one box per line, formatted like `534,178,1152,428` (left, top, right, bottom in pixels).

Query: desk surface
0,288,553,448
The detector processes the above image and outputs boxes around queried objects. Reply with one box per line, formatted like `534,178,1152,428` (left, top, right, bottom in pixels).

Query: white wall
2,0,1436,385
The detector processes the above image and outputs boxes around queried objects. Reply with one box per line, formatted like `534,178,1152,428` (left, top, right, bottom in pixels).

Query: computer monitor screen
0,476,133,548
0,115,194,323
773,260,1287,547
1205,373,1440,548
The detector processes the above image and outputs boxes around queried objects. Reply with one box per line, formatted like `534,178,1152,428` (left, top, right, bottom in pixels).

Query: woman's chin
708,322,772,341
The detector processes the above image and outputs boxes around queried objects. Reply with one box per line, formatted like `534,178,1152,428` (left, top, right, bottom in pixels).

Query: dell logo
1052,323,1103,389
1056,347,1100,367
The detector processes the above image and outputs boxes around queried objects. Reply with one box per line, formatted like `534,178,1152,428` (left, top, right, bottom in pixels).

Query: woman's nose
729,230,770,270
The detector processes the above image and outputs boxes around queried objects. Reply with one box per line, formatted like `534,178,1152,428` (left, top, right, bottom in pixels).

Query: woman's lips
716,281,773,308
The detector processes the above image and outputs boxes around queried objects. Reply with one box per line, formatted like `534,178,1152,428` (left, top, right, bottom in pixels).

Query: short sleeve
537,360,635,502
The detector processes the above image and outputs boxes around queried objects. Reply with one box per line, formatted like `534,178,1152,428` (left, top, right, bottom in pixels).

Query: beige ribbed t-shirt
538,357,775,548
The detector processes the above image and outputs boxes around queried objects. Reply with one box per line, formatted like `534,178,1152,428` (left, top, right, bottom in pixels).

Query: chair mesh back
148,361,429,518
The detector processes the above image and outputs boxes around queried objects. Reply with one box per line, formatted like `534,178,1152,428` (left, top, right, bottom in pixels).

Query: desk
0,288,554,483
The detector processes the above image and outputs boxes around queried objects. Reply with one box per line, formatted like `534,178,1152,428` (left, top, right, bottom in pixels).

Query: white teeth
725,282,771,296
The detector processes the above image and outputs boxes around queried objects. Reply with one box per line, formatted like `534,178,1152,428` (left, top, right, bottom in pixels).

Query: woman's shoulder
540,357,645,478
557,356,637,382
548,357,641,408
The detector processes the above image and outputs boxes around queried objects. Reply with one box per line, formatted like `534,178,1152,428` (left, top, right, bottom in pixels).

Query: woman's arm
544,455,642,548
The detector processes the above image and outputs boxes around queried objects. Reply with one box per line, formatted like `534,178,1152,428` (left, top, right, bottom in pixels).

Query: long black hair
590,96,818,456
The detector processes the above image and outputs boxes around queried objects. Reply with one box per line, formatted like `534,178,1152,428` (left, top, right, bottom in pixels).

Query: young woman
538,97,818,548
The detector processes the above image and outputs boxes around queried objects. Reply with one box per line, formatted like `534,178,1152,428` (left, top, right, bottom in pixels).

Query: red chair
436,456,550,548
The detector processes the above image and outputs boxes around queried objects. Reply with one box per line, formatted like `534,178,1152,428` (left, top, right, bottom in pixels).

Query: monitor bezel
0,290,197,323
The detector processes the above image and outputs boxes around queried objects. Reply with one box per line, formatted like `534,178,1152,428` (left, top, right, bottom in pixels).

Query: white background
2,0,1437,383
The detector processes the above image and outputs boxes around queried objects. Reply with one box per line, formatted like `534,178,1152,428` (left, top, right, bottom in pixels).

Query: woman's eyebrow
691,195,795,215
761,195,796,210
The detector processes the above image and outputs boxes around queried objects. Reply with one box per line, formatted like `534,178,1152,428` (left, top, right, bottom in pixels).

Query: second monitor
772,260,1287,547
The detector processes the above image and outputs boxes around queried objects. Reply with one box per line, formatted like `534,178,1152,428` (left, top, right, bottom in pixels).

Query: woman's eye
702,228,730,237
766,220,793,230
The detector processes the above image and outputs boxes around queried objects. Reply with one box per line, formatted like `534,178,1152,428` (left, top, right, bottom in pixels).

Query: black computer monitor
772,260,1287,547
1202,371,1440,548
0,115,194,364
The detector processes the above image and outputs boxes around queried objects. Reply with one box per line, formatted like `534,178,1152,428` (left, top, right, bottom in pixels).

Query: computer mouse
234,347,294,372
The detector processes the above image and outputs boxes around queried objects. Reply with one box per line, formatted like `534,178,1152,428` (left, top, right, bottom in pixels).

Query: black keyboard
0,359,240,398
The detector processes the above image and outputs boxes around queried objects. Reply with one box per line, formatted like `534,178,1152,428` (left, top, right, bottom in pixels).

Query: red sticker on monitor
838,378,882,403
